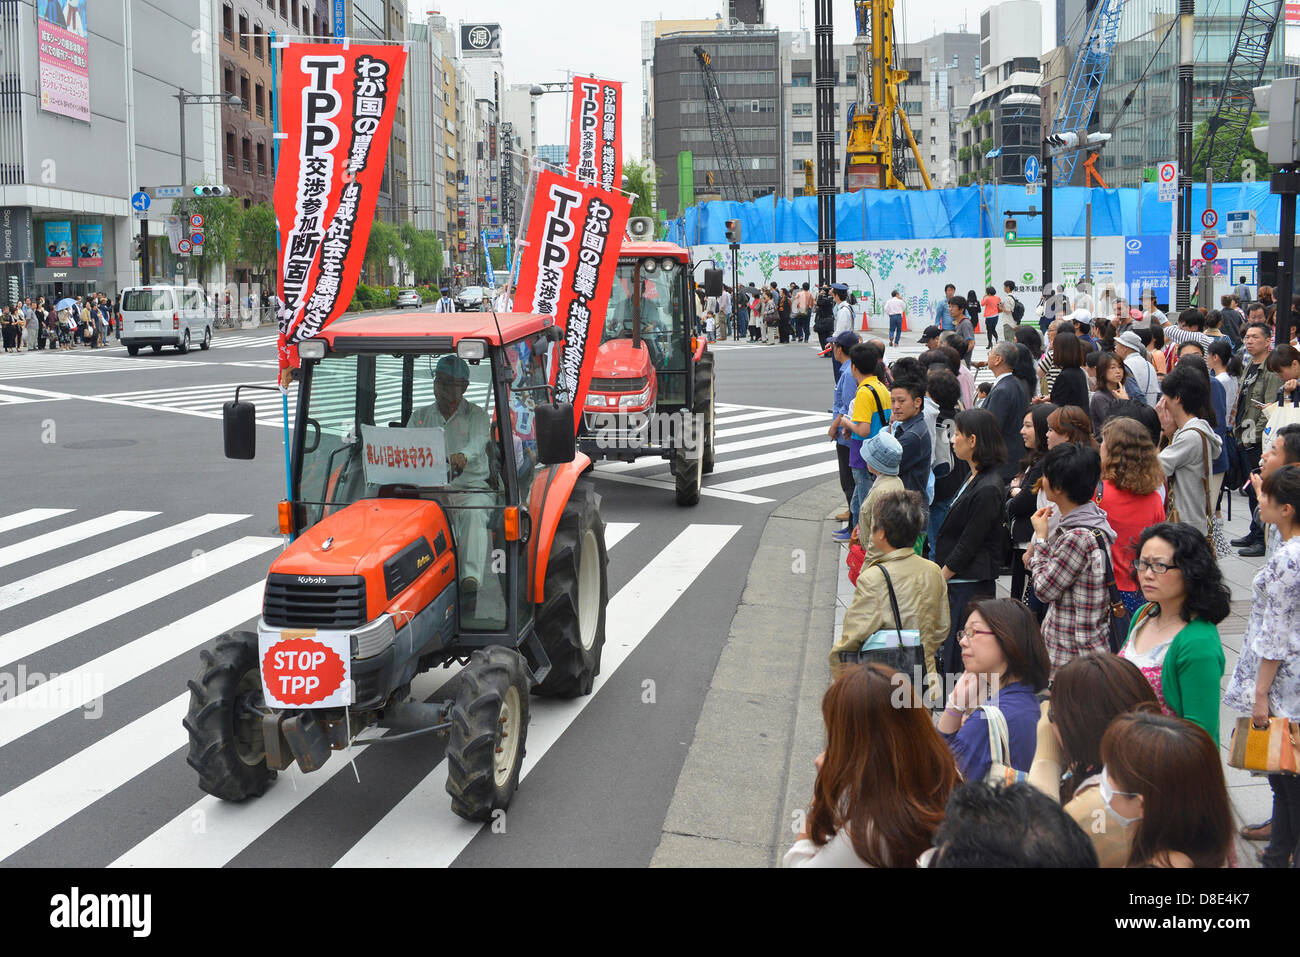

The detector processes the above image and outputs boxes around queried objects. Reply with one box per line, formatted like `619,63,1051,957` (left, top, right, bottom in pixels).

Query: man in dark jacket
889,375,931,496
982,341,1028,482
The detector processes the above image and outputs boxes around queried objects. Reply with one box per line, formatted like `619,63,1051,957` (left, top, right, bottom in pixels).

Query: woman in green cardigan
1118,523,1233,744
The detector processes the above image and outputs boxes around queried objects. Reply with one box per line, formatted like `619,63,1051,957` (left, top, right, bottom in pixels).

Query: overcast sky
411,1,1056,162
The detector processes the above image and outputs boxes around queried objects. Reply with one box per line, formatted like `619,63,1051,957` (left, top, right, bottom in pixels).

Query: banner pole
271,29,293,516
511,153,541,310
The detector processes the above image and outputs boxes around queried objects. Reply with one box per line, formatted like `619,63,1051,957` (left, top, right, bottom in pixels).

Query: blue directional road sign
1024,155,1040,183
131,191,151,213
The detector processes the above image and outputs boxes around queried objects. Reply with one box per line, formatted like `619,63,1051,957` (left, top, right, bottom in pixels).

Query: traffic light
1004,218,1018,242
191,185,234,197
724,219,741,244
1251,77,1300,164
7,276,18,306
1044,131,1111,153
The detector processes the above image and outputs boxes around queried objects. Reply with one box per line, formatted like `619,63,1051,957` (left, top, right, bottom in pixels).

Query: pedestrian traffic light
191,185,234,197
1004,218,1018,242
1251,78,1300,164
725,219,741,243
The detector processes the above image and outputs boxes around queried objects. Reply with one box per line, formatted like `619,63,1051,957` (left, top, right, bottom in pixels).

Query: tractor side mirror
223,400,257,459
703,268,723,298
536,402,576,465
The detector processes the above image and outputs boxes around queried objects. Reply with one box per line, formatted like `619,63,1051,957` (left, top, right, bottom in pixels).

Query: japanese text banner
274,43,406,373
568,76,622,193
514,170,631,434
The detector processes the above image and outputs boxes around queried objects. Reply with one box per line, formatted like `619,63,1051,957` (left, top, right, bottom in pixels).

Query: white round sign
1159,162,1176,183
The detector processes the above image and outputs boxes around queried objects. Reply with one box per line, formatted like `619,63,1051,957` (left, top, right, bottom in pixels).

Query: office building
342,0,408,224
959,1,1043,185
641,17,726,187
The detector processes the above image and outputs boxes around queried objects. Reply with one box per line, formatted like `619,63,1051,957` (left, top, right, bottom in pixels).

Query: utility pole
1252,76,1300,346
1174,0,1195,310
1041,139,1052,298
814,0,837,288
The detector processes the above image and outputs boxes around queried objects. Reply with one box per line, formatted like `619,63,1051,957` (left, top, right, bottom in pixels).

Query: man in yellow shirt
830,341,891,541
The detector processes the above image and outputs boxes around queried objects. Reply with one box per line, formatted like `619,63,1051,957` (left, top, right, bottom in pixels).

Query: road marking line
713,425,830,454
0,509,74,535
588,470,773,504
0,513,250,611
715,414,826,439
602,523,638,549
709,459,840,493
0,581,269,749
712,409,788,425
707,441,835,476
331,522,741,867
0,537,280,673
0,511,158,570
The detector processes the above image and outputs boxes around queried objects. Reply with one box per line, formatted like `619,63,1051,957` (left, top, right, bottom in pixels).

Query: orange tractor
188,312,608,820
578,241,720,505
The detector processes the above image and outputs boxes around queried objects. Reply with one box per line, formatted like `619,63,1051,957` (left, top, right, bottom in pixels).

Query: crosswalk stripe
0,513,249,611
0,508,74,535
0,537,281,673
0,580,270,750
712,409,787,426
715,414,826,439
707,441,835,476
109,523,644,869
589,470,774,504
332,522,741,867
713,425,830,455
709,458,840,493
0,510,158,570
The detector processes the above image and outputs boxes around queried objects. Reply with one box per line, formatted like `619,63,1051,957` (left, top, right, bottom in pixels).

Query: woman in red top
980,285,1001,348
1096,416,1167,614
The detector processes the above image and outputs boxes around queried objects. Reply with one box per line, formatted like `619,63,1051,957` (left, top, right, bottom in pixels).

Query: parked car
120,284,214,355
395,289,422,308
455,286,486,311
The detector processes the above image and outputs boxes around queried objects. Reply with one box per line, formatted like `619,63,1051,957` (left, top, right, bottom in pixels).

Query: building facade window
224,68,234,95
792,73,811,87
240,75,250,110
792,131,813,144
222,3,233,40
253,25,263,59
226,131,237,170
792,102,812,116
238,13,248,49
255,82,265,117
242,137,252,173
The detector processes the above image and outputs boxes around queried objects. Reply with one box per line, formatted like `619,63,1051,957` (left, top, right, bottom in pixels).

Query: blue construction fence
664,182,1284,246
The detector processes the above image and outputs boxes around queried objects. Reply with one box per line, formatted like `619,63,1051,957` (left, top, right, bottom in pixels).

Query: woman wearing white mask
1097,711,1234,868
1026,653,1159,867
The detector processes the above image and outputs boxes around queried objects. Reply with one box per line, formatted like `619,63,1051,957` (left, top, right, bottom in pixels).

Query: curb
649,477,844,868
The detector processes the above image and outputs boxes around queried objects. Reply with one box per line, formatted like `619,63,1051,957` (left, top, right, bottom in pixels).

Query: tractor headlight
659,258,679,274
457,339,486,361
298,339,326,361
642,258,658,274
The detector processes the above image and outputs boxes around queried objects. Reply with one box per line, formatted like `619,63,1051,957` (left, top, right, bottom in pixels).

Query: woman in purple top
938,598,1050,783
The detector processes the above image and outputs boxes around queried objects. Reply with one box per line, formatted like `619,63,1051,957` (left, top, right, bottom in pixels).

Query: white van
120,285,214,355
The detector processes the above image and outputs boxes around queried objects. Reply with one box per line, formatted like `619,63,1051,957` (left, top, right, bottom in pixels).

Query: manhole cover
62,439,139,450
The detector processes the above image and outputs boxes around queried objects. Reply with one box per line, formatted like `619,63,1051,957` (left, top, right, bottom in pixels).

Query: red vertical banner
273,43,407,375
568,76,623,193
514,170,631,433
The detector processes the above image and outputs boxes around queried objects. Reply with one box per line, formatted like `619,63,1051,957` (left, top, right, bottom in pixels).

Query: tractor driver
407,354,495,613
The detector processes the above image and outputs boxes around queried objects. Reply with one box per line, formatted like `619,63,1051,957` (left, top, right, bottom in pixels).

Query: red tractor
578,241,720,505
191,312,608,821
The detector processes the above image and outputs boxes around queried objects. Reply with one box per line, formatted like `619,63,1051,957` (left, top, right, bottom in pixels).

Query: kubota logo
297,575,327,585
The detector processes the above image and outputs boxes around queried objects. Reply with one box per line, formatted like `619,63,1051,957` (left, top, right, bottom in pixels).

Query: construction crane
844,0,932,191
1047,0,1124,183
1194,0,1285,176
693,46,750,203
802,159,815,196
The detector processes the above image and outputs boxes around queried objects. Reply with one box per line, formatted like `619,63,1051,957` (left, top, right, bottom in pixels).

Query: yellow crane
802,159,815,196
845,0,932,191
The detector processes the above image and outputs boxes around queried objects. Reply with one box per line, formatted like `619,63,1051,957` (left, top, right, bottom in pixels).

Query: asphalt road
0,321,847,868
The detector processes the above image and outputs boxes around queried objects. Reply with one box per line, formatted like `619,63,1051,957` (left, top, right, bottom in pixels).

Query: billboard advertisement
460,23,501,56
76,224,103,267
37,0,91,123
0,207,34,264
43,221,73,267
1124,236,1169,304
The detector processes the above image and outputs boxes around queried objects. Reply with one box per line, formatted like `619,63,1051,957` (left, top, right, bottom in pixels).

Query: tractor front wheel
532,481,608,696
184,631,275,801
445,647,531,821
694,359,716,475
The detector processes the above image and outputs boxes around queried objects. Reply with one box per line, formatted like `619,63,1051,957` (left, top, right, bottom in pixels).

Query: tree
364,219,401,285
186,196,241,283
399,222,443,285
1190,113,1272,181
237,202,278,288
622,160,654,219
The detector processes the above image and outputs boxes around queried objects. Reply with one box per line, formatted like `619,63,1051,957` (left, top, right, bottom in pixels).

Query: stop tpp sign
259,634,351,707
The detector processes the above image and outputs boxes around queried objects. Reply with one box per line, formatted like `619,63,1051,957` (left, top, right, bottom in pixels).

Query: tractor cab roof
618,240,689,262
319,311,555,348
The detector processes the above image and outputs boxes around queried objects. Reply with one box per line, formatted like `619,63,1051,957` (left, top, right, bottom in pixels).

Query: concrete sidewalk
649,478,843,867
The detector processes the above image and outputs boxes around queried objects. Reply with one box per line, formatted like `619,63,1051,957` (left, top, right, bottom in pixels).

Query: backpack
932,410,956,479
1011,296,1025,323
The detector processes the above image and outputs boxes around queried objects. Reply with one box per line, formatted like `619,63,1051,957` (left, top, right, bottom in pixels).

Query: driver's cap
436,354,470,381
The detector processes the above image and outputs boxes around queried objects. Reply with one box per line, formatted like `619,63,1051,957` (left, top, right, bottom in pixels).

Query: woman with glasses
1119,523,1231,744
1222,465,1300,867
936,598,1050,785
1027,654,1160,866
1099,711,1234,868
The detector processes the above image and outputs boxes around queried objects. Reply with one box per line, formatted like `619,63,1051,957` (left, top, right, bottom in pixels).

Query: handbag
1087,528,1131,654
1227,716,1300,775
846,541,866,586
1261,392,1300,450
977,704,1030,786
837,563,926,676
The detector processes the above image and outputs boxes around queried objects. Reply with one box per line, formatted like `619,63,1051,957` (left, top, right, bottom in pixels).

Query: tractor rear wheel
532,481,608,697
184,631,275,801
445,646,530,821
694,359,716,475
671,423,703,506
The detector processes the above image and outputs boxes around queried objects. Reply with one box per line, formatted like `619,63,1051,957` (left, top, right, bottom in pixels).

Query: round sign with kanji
1201,240,1219,260
1159,162,1177,184
1201,209,1218,229
189,213,205,229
